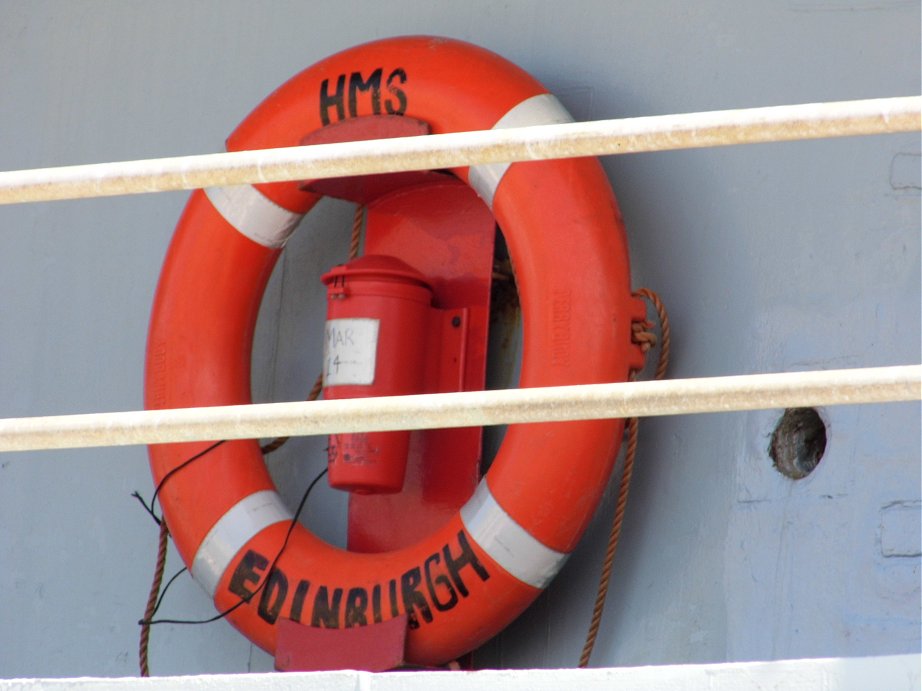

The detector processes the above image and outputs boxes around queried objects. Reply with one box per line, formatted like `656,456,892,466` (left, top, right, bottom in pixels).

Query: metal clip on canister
321,255,434,494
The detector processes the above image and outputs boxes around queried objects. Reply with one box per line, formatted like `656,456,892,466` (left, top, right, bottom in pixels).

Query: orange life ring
145,36,646,665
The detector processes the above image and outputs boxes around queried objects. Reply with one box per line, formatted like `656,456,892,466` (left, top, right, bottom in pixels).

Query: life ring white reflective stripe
191,490,293,599
468,93,574,208
460,481,569,589
205,185,303,248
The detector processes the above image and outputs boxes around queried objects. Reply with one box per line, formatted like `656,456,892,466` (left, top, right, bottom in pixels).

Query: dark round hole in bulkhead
769,407,827,479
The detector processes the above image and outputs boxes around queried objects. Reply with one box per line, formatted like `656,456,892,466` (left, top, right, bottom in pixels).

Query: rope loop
139,205,365,674
579,287,670,668
259,205,364,456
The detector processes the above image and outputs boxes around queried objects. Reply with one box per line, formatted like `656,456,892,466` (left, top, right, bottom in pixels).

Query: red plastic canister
321,255,434,493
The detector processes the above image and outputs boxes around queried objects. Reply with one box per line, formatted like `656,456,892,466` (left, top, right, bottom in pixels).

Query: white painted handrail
0,96,918,205
0,365,918,453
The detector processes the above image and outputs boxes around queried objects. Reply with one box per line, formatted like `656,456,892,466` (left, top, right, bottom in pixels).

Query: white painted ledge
2,655,919,691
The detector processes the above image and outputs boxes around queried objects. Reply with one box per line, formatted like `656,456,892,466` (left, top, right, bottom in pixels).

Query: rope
579,288,671,668
634,288,670,381
348,204,364,262
137,205,363,673
258,205,364,455
139,519,170,676
259,373,324,455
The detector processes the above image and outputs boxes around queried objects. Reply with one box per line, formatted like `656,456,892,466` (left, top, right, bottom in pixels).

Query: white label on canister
323,318,380,386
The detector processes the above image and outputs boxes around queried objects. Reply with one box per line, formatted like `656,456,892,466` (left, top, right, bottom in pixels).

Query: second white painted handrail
0,365,918,453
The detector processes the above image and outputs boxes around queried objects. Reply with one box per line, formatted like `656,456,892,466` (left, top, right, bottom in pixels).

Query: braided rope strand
139,519,170,676
139,205,365,673
258,205,364,456
578,288,670,668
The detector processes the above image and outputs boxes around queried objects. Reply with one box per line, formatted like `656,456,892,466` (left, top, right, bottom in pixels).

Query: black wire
131,440,229,529
151,567,187,617
140,467,328,626
150,439,226,514
132,441,227,625
131,491,161,526
141,587,251,626
134,435,327,626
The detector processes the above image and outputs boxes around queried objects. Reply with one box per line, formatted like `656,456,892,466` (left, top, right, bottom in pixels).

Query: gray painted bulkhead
0,0,919,678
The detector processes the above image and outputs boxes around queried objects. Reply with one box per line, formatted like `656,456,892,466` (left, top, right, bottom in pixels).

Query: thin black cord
131,491,161,526
151,567,187,617
150,440,226,514
133,439,229,529
140,467,328,626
